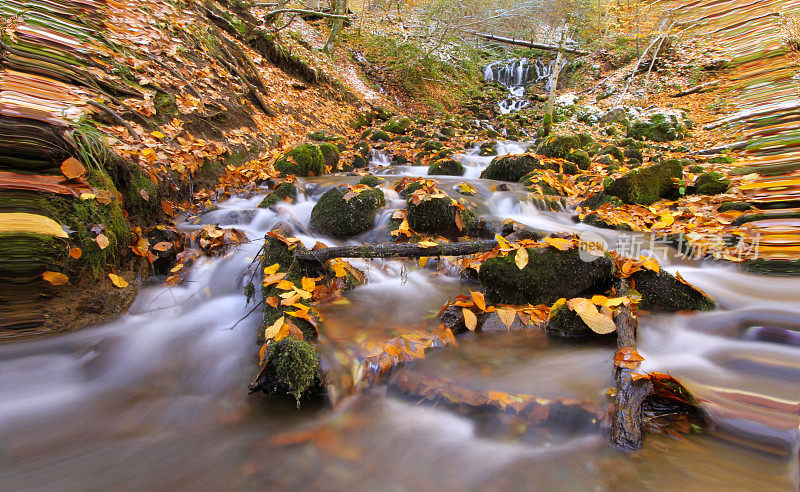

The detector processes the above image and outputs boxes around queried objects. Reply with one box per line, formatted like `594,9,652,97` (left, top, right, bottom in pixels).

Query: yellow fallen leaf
108,273,128,288
418,240,438,248
496,308,516,328
263,263,281,275
543,237,574,251
301,277,315,292
640,256,660,274
264,316,285,340
419,256,428,267
0,213,68,237
463,308,477,331
570,297,616,334
515,247,529,269
42,271,68,285
151,130,165,139
471,291,486,311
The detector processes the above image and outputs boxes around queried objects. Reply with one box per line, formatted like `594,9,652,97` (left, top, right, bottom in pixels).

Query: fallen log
295,240,499,263
470,32,588,56
610,279,653,450
670,81,718,98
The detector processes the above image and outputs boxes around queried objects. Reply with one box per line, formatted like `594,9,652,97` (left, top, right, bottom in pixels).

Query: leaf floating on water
108,273,128,288
514,247,528,269
570,297,616,334
60,157,86,179
462,308,477,331
0,213,69,237
42,271,68,285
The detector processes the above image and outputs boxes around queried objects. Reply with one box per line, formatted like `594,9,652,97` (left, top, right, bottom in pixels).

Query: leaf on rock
60,157,86,179
462,308,477,331
497,308,516,328
42,271,68,285
108,273,128,288
515,247,528,269
570,297,616,334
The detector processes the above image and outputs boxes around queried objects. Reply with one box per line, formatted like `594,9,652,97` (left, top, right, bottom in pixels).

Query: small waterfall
483,58,565,114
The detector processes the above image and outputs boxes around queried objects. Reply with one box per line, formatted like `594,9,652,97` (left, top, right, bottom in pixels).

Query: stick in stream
610,279,653,450
294,240,499,263
670,81,719,98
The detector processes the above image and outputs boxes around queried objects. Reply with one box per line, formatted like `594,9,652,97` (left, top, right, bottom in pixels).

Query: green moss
545,303,596,338
399,180,425,199
479,141,498,156
630,270,716,311
542,112,553,136
428,159,464,176
259,338,324,404
382,116,413,134
577,133,595,148
627,115,688,142
537,134,579,159
357,175,381,187
605,159,683,205
567,149,591,170
694,171,731,195
708,155,735,164
310,186,385,238
318,142,340,170
370,130,392,142
422,140,445,152
274,143,325,177
154,93,178,118
481,154,542,182
521,172,560,195
478,247,614,305
579,193,624,210
406,196,476,237
718,201,752,213
258,182,297,208
598,145,624,162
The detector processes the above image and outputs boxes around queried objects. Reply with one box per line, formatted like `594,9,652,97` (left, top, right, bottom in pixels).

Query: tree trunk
322,0,346,55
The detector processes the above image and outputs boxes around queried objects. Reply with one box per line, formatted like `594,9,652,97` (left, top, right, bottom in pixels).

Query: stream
2,140,799,490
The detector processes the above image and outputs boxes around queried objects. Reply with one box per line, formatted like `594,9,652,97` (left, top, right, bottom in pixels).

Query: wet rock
428,159,465,176
481,154,541,182
357,175,381,187
274,143,324,177
544,303,596,338
310,186,385,238
631,269,716,311
258,182,298,208
478,247,614,305
693,171,731,195
479,141,498,156
537,134,580,159
407,196,476,237
579,193,623,210
605,159,683,205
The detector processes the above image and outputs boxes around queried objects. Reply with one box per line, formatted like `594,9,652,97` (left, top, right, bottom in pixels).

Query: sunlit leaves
514,247,528,269
569,297,616,334
42,271,68,285
108,273,128,288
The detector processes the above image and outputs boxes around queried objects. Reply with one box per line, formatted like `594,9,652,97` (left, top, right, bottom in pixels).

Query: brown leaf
454,210,464,231
152,241,173,252
161,200,174,217
60,157,86,180
69,247,82,259
614,347,645,369
42,271,68,285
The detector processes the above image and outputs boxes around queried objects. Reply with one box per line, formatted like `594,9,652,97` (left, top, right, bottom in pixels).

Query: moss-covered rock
631,270,716,311
567,149,591,170
605,159,683,205
257,338,325,404
481,154,541,182
537,134,580,159
258,181,297,208
579,193,623,210
694,171,731,195
382,115,413,134
274,143,324,177
428,159,465,176
479,141,498,156
370,129,393,142
310,186,385,238
318,142,340,170
422,140,445,152
521,172,561,195
577,133,595,148
407,196,476,237
627,111,689,142
581,213,632,231
357,175,381,187
478,247,614,305
718,201,752,212
599,145,624,162
545,303,597,338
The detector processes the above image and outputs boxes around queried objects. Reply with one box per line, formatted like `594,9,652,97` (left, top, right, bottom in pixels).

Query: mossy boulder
383,116,413,134
407,196,476,237
481,154,541,182
627,111,689,142
370,129,393,142
605,159,683,205
479,141,498,156
310,186,385,238
579,193,623,210
631,270,716,311
258,181,297,208
521,172,561,195
694,171,731,195
718,201,752,212
599,145,624,163
537,134,580,159
257,338,325,404
478,247,614,305
308,130,345,148
357,175,381,187
274,143,324,177
422,140,445,152
577,133,595,148
567,149,591,170
318,142,340,170
428,159,465,176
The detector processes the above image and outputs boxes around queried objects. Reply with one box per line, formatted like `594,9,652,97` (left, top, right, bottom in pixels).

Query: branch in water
294,240,499,263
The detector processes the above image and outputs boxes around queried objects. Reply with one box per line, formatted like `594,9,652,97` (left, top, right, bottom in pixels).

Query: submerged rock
478,247,614,305
310,186,385,238
274,143,325,177
605,159,683,205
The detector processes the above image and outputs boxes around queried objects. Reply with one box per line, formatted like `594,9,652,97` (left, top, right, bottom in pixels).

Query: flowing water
1,143,799,490
484,58,563,114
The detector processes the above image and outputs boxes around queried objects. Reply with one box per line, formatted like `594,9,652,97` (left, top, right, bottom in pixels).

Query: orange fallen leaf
463,308,477,331
161,200,174,217
69,247,82,259
42,271,68,285
152,241,173,252
470,291,486,311
108,273,128,288
60,157,86,179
